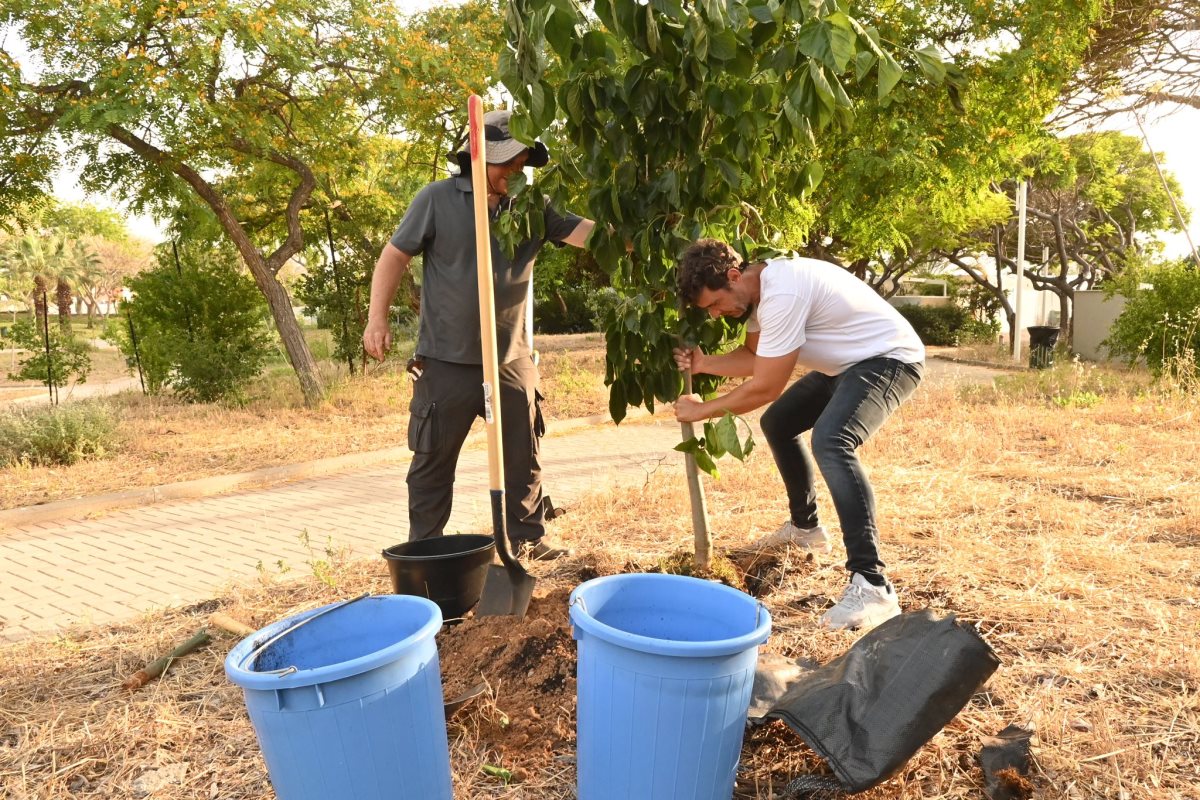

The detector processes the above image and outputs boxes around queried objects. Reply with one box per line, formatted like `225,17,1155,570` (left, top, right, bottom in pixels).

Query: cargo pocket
407,401,438,453
533,390,546,439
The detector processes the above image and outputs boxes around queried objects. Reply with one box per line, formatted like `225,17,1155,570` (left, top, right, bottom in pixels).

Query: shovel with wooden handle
468,94,537,618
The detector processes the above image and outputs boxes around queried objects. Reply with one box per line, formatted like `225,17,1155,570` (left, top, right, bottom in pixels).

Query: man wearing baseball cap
364,110,594,560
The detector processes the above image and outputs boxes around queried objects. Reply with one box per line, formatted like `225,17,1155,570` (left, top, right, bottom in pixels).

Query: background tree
0,232,64,324
111,241,273,403
943,131,1183,345
1,0,502,406
1105,258,1200,381
1057,0,1200,123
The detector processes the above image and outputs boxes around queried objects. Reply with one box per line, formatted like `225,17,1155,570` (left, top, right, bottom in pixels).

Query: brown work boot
517,537,574,561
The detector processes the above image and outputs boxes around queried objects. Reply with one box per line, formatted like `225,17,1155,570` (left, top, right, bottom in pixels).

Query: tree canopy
1,0,503,405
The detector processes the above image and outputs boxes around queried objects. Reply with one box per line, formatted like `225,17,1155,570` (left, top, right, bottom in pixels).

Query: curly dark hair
676,239,743,304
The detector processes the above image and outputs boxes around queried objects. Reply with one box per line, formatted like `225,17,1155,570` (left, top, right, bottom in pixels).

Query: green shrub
0,403,119,467
895,303,1000,346
295,249,378,371
535,286,597,333
102,314,171,394
5,319,92,398
584,286,623,332
957,316,1002,345
895,304,965,346
1105,259,1200,384
111,243,273,403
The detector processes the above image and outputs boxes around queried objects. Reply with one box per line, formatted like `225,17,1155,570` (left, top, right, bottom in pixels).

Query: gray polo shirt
390,175,583,365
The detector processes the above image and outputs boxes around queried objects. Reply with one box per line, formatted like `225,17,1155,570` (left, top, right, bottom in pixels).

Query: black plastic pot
382,534,496,621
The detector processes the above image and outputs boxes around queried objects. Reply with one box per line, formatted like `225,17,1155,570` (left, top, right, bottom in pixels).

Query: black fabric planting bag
767,610,1000,793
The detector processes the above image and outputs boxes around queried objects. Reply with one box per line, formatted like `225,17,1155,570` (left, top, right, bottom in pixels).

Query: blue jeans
760,358,924,586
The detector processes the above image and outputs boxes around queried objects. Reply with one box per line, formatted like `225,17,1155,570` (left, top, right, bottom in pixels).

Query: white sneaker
820,573,901,631
745,521,832,553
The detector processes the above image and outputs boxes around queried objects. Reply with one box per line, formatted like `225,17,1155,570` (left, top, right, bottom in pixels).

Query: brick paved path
0,418,686,641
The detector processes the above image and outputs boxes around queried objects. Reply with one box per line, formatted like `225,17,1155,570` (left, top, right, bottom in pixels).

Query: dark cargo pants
405,356,545,544
760,357,923,586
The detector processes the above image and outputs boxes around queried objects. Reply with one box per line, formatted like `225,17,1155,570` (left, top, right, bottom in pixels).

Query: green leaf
709,29,738,61
651,0,686,21
855,50,876,82
802,160,824,193
914,46,947,83
782,96,804,131
646,5,660,53
566,82,584,119
769,42,797,74
714,158,740,189
748,3,776,23
703,421,726,458
808,62,836,110
795,20,830,64
714,413,743,460
609,378,627,423
688,13,709,61
877,51,903,99
824,14,856,72
673,437,704,455
529,82,546,130
582,30,609,60
481,765,512,784
693,448,719,477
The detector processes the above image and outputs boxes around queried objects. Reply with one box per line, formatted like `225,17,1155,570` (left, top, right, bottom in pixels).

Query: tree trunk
56,278,72,329
681,370,711,570
1059,290,1072,347
256,268,324,406
107,123,326,408
32,276,48,324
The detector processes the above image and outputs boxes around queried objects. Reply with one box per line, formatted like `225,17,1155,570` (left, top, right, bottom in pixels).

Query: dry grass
0,334,612,509
2,360,1199,799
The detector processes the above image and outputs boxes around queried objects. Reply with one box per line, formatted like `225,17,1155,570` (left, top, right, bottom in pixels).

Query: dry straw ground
1,357,1197,799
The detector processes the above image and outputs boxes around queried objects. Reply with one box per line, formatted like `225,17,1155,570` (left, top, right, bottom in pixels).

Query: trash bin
570,574,771,800
224,595,452,800
1027,325,1060,369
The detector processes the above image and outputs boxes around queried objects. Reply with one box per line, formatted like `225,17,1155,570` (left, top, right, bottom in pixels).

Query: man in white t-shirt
673,239,925,631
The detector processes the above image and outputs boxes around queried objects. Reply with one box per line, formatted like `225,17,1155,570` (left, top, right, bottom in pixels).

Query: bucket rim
382,534,496,562
568,573,771,658
224,595,442,690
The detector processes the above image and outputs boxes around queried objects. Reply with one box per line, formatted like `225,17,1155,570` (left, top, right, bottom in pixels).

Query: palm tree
54,238,101,329
2,234,66,326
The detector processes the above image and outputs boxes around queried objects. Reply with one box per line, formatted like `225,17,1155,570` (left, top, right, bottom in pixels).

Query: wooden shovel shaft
209,612,255,637
468,95,505,494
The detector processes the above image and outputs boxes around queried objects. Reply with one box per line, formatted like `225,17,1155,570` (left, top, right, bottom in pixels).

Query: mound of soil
437,588,578,772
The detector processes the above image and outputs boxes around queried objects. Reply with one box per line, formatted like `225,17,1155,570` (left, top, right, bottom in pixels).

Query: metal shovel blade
477,562,536,618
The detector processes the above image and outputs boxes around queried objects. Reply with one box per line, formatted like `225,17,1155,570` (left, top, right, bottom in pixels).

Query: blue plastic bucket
224,595,452,800
569,573,771,800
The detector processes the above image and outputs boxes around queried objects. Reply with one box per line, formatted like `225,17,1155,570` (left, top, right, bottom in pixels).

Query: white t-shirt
747,256,925,376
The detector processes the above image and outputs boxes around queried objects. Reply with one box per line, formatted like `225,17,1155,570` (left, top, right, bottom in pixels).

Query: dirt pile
437,588,578,772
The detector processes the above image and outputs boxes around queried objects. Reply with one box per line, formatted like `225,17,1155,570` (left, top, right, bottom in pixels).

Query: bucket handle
240,592,371,676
